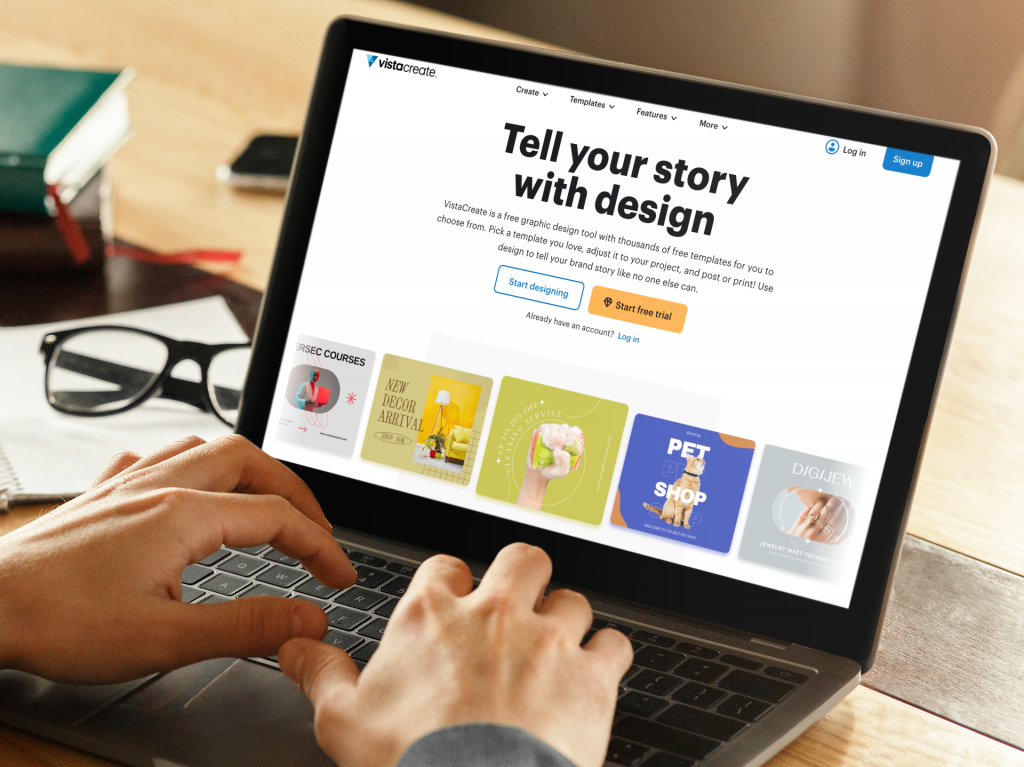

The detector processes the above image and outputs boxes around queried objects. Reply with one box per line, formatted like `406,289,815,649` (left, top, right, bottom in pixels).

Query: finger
789,506,810,535
583,627,634,682
155,596,328,668
128,435,329,532
475,542,552,609
538,589,592,640
801,500,826,539
122,435,207,473
404,553,474,602
174,490,355,589
278,637,359,710
90,450,141,488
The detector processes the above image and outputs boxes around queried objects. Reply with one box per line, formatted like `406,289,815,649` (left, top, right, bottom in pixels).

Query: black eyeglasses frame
39,325,251,426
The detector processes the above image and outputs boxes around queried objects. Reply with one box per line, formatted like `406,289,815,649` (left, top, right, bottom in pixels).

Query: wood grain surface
863,535,1024,748
905,174,1024,578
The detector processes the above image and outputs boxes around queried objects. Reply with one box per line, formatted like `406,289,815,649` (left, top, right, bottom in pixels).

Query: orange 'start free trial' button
587,287,687,333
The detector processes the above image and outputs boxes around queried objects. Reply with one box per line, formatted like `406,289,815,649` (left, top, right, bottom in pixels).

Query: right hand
279,543,633,767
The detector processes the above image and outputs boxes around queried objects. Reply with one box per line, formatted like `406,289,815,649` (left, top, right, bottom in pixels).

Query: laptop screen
260,49,960,610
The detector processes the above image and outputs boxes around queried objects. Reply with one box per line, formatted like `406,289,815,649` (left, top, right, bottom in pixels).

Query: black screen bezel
236,17,992,669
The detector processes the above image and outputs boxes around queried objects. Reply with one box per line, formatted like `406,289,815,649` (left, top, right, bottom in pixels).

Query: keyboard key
335,586,387,610
239,583,289,598
635,646,685,671
658,704,746,741
199,594,229,604
631,640,642,652
198,549,230,566
229,545,268,555
380,576,410,596
671,682,726,710
384,561,418,577
622,664,640,681
293,595,331,610
181,564,212,585
640,753,695,767
593,619,635,636
675,658,728,683
720,654,762,671
633,631,676,647
764,666,809,684
322,629,363,652
718,670,795,703
217,554,269,576
606,739,648,766
358,618,389,641
374,598,399,618
716,695,771,722
581,629,596,646
255,564,307,588
355,566,392,589
327,606,372,631
627,670,682,696
202,573,251,596
612,716,718,761
181,585,204,603
347,551,387,567
295,577,341,600
263,549,300,566
352,641,378,662
674,642,719,660
617,691,669,718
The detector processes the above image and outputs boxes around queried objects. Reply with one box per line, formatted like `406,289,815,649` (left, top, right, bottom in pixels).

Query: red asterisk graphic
345,392,357,405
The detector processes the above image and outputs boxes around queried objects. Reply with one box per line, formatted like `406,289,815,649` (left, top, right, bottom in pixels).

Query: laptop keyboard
181,544,814,766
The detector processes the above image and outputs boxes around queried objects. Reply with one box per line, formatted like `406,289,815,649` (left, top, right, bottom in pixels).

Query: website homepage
261,50,960,608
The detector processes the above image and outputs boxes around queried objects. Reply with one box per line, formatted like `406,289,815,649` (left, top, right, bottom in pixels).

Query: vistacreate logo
366,55,437,78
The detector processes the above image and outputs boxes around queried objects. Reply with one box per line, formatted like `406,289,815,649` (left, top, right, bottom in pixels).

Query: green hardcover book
0,63,133,215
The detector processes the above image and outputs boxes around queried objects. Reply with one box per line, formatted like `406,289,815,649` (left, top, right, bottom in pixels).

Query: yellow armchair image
446,425,471,465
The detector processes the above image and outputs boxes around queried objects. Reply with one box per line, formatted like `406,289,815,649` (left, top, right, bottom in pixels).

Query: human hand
0,435,356,683
279,543,633,767
784,488,844,543
516,464,550,509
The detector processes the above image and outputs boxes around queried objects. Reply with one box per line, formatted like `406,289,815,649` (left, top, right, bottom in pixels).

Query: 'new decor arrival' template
612,414,755,552
361,354,492,485
476,377,627,525
276,334,375,456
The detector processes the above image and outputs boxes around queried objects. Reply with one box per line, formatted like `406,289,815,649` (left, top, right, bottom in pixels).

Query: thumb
279,636,360,708
159,596,328,666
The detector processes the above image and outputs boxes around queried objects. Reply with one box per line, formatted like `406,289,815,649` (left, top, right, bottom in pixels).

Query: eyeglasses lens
48,330,169,414
207,347,252,425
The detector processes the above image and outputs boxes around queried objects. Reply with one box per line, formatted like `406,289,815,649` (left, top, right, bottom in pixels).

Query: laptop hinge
751,636,790,650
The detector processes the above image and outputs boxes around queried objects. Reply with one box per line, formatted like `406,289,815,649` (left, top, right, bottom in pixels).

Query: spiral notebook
0,297,247,508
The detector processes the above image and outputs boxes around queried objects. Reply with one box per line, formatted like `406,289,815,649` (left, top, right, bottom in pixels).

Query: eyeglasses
40,326,252,426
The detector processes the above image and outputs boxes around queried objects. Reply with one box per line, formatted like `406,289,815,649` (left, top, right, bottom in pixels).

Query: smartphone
216,134,297,192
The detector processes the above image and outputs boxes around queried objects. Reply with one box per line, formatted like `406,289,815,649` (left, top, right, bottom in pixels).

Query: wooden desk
3,1,1024,765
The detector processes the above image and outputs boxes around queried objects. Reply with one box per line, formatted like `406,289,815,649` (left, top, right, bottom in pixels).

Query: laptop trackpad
81,659,333,767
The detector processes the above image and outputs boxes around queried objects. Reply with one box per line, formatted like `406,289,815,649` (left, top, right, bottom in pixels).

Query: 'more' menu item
276,335,374,456
476,377,627,525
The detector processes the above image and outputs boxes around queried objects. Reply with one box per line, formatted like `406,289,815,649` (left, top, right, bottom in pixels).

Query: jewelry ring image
823,505,832,513
806,514,818,525
822,523,833,536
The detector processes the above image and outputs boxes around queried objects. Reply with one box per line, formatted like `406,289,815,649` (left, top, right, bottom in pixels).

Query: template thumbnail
611,415,755,552
361,355,492,485
738,445,865,580
276,335,374,456
476,378,627,525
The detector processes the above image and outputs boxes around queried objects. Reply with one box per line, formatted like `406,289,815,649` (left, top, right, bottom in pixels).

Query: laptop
0,17,993,767
314,386,331,405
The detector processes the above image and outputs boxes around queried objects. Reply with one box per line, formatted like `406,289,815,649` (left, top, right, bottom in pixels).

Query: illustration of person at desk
294,369,326,411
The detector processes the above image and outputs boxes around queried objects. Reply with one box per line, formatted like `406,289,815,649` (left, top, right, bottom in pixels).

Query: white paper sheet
0,297,248,495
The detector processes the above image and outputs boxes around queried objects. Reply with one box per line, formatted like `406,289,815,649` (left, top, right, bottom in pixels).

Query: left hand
0,434,356,683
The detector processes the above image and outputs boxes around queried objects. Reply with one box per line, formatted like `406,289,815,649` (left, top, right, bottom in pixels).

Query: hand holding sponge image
518,423,584,508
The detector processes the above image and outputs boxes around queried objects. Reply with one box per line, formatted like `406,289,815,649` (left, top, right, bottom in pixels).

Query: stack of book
0,62,133,271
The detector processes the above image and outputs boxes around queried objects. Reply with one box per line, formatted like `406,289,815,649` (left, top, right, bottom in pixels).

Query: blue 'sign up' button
494,265,584,310
882,147,933,178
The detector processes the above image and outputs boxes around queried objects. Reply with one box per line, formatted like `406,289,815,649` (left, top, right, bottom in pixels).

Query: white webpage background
262,49,960,608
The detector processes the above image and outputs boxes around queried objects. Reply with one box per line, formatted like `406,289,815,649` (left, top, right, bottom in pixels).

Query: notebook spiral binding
0,443,22,495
